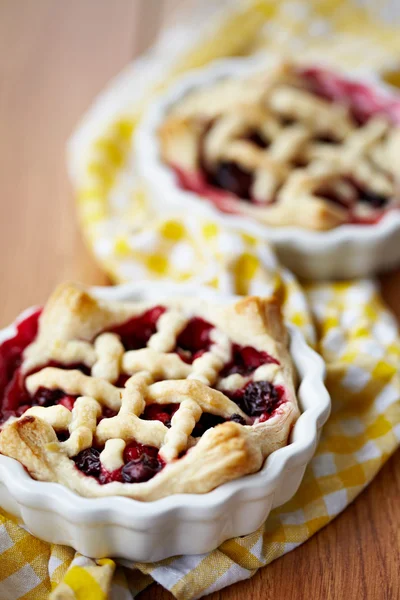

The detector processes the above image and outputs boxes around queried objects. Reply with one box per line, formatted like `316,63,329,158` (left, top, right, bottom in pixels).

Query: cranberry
175,318,214,363
110,306,166,350
58,395,76,411
74,448,101,478
99,467,123,484
142,403,179,427
238,381,284,417
123,440,159,463
121,454,163,483
211,161,253,199
221,345,278,377
124,444,141,462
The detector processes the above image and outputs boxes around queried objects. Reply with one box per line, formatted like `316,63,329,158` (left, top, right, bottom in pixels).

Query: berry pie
159,62,400,231
0,283,299,501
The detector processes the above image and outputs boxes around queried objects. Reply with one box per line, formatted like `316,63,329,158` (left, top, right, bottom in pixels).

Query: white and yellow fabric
2,1,400,598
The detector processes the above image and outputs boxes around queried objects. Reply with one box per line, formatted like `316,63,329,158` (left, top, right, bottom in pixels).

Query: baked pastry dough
0,283,299,501
159,62,400,230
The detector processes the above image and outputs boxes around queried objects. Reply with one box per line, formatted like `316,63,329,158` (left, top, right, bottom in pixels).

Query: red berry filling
174,317,214,363
0,310,41,385
123,440,159,462
0,310,41,423
142,403,179,427
1,369,30,421
221,344,279,377
1,308,285,487
109,306,166,351
227,381,285,419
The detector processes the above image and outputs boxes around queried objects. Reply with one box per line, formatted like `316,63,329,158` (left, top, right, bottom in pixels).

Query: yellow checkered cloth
2,1,400,598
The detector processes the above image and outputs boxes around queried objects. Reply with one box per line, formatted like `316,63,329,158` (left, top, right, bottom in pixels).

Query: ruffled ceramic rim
135,53,400,251
0,282,330,527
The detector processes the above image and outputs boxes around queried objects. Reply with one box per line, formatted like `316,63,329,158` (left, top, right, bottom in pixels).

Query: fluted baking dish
136,55,400,280
0,282,330,561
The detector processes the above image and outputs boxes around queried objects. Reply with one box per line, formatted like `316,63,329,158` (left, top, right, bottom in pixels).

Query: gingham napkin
2,1,400,598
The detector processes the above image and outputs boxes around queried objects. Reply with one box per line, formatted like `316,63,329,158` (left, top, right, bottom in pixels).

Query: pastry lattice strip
25,369,249,465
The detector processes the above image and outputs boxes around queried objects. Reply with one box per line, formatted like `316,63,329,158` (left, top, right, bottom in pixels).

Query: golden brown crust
0,283,299,501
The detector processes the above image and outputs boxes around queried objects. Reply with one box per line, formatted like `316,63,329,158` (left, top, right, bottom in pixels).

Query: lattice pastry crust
0,283,299,501
159,61,400,230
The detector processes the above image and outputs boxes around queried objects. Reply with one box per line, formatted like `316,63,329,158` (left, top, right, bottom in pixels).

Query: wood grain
0,2,398,599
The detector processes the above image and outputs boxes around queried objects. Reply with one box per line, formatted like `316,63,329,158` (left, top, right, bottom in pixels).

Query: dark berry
31,387,67,407
314,134,339,144
280,116,296,127
212,162,253,199
230,414,246,425
115,374,130,388
192,413,225,437
315,185,350,209
74,448,101,478
246,131,269,149
358,188,388,209
46,361,91,375
239,381,283,417
56,430,70,442
121,454,162,483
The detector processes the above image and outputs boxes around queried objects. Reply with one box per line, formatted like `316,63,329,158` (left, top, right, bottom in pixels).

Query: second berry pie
0,283,299,501
159,61,400,231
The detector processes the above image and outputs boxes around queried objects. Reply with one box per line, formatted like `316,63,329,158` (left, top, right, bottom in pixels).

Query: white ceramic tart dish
136,56,400,280
0,282,330,561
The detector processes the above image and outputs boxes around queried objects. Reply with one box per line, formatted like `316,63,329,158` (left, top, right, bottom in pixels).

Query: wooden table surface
0,2,399,598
